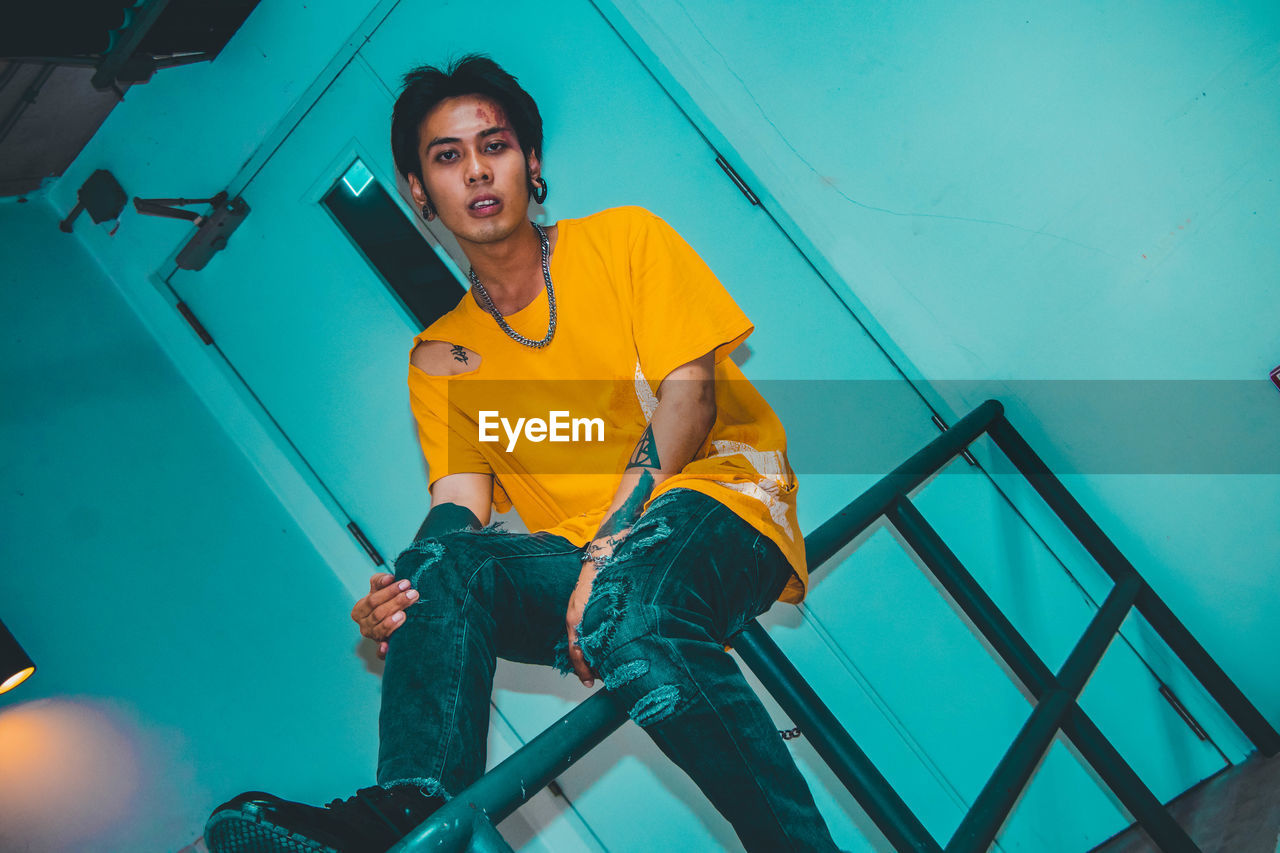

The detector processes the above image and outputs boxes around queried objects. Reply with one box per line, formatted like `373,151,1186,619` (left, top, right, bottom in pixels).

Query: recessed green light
342,160,374,197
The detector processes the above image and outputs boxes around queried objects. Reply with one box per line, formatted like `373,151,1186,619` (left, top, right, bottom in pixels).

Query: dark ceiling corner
1,0,261,199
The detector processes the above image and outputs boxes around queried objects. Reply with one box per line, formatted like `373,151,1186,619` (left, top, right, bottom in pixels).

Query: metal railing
391,399,1279,853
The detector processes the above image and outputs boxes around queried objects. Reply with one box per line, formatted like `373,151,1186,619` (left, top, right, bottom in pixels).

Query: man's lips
468,195,501,216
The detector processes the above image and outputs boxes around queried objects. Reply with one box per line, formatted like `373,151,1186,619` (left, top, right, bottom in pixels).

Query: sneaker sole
205,804,342,853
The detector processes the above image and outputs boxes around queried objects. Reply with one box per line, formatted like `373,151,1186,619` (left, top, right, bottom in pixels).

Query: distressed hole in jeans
643,488,685,517
379,775,451,801
602,658,649,690
467,521,511,535
621,516,671,557
393,539,445,588
577,579,628,668
629,683,682,726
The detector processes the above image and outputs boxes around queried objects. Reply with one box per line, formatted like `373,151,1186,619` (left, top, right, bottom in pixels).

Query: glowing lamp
0,619,35,695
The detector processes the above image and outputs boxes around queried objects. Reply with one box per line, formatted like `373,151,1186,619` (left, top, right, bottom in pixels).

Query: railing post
887,496,1200,851
733,622,943,853
987,415,1280,757
944,575,1142,853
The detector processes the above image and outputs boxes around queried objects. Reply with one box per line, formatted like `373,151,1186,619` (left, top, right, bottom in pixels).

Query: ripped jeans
376,488,841,852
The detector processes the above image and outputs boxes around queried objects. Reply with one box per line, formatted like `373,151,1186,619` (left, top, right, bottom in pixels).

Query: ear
525,149,542,183
407,172,428,206
407,172,435,221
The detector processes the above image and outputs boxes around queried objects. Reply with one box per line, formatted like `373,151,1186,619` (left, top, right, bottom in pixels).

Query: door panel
172,59,435,555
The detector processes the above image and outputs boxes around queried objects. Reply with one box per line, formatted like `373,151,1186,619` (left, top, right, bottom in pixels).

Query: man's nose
464,152,490,184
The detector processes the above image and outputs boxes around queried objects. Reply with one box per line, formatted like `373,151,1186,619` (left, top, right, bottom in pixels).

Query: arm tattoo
450,344,469,364
589,469,656,554
626,424,661,470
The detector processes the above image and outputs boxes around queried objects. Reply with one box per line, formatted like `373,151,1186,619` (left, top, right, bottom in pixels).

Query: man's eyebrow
425,126,512,151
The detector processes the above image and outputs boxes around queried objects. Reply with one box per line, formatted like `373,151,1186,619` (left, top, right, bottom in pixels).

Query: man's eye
487,141,506,151
436,150,458,162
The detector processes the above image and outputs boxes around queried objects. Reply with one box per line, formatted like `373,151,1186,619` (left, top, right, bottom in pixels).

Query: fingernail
392,612,404,622
398,580,410,590
584,679,593,688
405,589,418,600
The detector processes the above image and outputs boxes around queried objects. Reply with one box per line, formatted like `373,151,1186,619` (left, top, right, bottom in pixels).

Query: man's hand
351,572,420,660
565,562,601,687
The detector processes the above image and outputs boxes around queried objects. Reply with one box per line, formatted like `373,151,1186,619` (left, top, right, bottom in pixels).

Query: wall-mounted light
0,618,36,694
341,159,375,197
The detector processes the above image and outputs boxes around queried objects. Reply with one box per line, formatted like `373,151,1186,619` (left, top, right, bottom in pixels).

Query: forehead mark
475,102,508,124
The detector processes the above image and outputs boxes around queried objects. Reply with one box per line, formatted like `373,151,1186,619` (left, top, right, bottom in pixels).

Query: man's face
410,94,538,249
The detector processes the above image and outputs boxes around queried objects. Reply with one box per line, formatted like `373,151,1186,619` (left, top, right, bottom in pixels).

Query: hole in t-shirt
411,340,482,375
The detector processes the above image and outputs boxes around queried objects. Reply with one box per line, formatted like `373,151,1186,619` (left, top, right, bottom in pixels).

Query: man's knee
391,530,488,589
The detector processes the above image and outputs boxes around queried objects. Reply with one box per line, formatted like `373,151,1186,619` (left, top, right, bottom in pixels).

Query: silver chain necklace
467,221,557,349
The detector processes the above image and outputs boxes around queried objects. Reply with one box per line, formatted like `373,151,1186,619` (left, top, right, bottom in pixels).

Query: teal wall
4,6,396,846
606,0,1280,734
0,198,383,850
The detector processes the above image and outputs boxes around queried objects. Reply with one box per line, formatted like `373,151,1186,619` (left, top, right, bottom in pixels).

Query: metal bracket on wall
347,521,385,567
715,154,760,205
930,414,979,466
1159,684,1210,741
91,0,173,91
175,301,214,346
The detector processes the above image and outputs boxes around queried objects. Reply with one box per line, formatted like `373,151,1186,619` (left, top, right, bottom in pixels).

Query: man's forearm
584,381,716,564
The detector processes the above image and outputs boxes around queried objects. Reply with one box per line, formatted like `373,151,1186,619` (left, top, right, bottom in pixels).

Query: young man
205,55,840,853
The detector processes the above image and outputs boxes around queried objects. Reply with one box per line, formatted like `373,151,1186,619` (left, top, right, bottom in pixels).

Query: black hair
391,54,544,187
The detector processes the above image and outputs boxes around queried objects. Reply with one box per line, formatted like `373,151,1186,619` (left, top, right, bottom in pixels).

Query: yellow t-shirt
408,206,808,604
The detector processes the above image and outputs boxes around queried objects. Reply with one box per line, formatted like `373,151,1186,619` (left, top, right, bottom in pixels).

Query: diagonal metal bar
805,400,1003,569
945,574,1142,853
392,690,628,853
887,497,1048,692
888,497,1200,851
733,621,943,852
986,416,1280,757
1062,707,1201,853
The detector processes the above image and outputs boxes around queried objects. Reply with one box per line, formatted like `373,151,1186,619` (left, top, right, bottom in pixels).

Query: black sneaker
204,784,446,853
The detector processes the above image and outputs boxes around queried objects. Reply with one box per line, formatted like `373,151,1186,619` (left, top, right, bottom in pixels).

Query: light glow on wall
341,159,374,197
0,699,142,849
